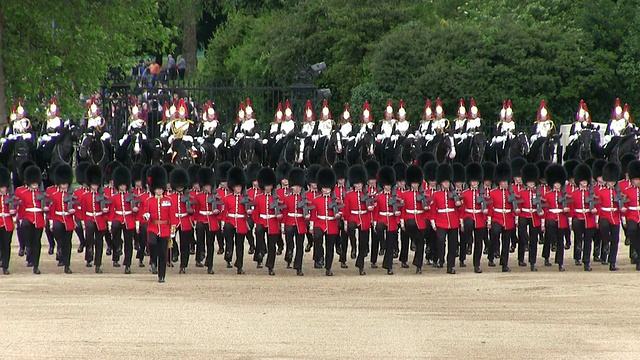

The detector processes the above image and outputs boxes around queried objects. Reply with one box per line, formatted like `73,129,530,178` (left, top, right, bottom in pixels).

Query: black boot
359,268,366,276
268,268,275,276
474,266,482,273
125,266,131,274
530,264,537,272
584,263,592,271
296,269,304,276
609,263,619,271
447,268,456,274
558,264,565,272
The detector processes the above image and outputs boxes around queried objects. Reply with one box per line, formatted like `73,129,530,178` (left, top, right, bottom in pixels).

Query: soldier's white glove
312,135,319,142
276,134,283,142
236,132,244,140
213,138,223,148
183,135,194,142
253,133,260,140
424,134,435,142
530,135,539,143
143,213,150,221
197,137,205,145
431,220,436,230
262,139,268,145
100,132,111,141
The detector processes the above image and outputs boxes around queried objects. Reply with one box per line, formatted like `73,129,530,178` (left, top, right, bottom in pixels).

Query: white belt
115,210,133,215
465,209,482,214
629,206,640,211
25,208,43,213
494,208,512,213
0,213,11,217
406,209,424,214
437,208,455,213
259,214,277,219
227,213,245,218
55,211,72,216
176,213,189,218
86,212,102,217
520,208,535,213
288,213,304,218
601,207,618,212
549,209,563,214
379,212,395,216
574,209,590,213
317,215,335,221
199,210,214,216
351,210,368,215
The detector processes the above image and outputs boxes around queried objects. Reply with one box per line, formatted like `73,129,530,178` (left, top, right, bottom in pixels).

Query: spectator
177,55,186,80
167,54,176,80
148,60,160,86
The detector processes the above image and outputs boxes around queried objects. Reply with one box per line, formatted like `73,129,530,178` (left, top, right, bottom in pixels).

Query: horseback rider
376,99,395,142
337,103,356,148
229,101,246,147
416,99,434,137
316,99,334,140
167,98,197,157
85,96,111,142
280,100,297,137
490,100,516,147
300,99,317,137
567,99,595,146
196,100,224,149
0,98,34,151
118,98,147,147
393,100,411,138
530,100,555,144
159,99,177,138
602,98,634,147
452,98,467,143
423,97,448,143
38,97,72,150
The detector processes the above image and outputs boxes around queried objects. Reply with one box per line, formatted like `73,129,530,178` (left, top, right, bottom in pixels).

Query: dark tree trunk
182,0,198,77
0,1,7,126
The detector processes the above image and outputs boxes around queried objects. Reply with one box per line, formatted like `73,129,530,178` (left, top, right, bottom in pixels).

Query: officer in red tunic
510,157,527,254
619,153,637,263
570,163,597,271
542,164,569,271
50,164,76,274
333,161,350,264
253,167,282,275
222,166,250,274
591,158,607,262
44,162,60,259
373,166,400,275
187,164,202,255
400,165,429,273
136,165,152,267
481,162,495,257
275,162,292,255
305,164,322,257
130,163,146,258
0,167,16,275
14,160,35,258
344,165,373,275
461,162,486,274
194,167,220,274
108,167,137,271
282,168,308,275
516,164,542,271
74,162,90,254
16,165,49,274
393,162,408,264
452,163,466,264
310,168,340,276
596,162,623,271
431,164,462,274
168,168,194,274
423,161,438,265
103,160,122,258
488,162,515,272
142,166,171,282
535,160,551,249
623,159,640,271
246,162,262,255
563,160,579,251
215,161,234,255
81,165,109,273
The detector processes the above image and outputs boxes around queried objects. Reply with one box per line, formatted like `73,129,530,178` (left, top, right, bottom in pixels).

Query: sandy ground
0,233,639,360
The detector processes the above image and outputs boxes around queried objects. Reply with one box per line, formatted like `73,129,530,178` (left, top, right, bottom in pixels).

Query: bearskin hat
333,161,349,180
227,166,247,189
584,157,596,170
161,163,175,178
54,164,73,185
592,159,607,179
148,166,168,191
141,165,151,187
317,168,336,189
452,163,465,183
563,160,579,180
466,162,483,183
48,161,62,181
494,162,512,183
246,162,262,183
482,162,495,182
511,157,527,178
349,165,368,186
393,162,407,182
18,160,35,183
0,167,11,188
276,162,292,183
364,160,380,180
573,163,592,184
423,161,438,182
416,152,435,168
306,164,322,184
628,160,640,180
75,162,90,185
187,164,201,186
522,163,540,184
406,164,424,185
603,162,621,182
24,165,42,185
536,160,550,180
104,160,123,182
169,168,190,189
257,167,277,189
436,163,453,183
621,153,637,175
545,164,567,186
216,161,233,183
85,164,103,186
131,163,145,183
377,166,396,187
197,167,216,188
112,166,132,188
289,168,306,187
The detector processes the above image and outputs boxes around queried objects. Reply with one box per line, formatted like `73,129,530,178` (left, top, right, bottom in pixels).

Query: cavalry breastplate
240,119,257,134
609,119,627,136
432,119,447,131
281,120,295,134
418,121,430,133
454,119,466,131
466,118,481,132
301,122,315,136
380,121,394,136
318,120,333,136
339,123,352,137
173,120,190,133
202,120,218,135
87,116,103,130
535,121,553,137
130,119,145,129
269,123,280,134
500,121,515,134
395,120,410,135
46,117,62,132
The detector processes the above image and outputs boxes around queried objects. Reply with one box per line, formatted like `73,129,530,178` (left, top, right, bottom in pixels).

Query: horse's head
78,132,94,158
13,137,30,164
516,132,530,156
132,132,142,155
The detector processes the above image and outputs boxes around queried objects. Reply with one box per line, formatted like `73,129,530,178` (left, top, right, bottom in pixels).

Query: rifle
36,183,52,210
361,191,376,209
585,185,600,211
63,192,80,209
389,186,404,213
476,184,492,211
297,189,314,217
178,192,196,212
558,185,574,208
240,188,254,209
269,191,286,216
448,185,462,204
531,186,547,214
416,187,433,209
6,184,21,209
506,186,523,211
614,183,630,210
329,190,344,214
206,192,224,209
95,187,112,209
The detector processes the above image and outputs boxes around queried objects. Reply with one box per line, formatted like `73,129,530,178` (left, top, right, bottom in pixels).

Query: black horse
455,132,486,165
563,129,603,161
345,130,377,165
169,139,195,168
280,135,306,167
195,137,220,168
77,130,113,170
395,137,422,165
233,137,262,167
486,132,529,163
528,134,560,163
4,137,35,187
609,133,640,163
423,132,456,164
115,130,152,167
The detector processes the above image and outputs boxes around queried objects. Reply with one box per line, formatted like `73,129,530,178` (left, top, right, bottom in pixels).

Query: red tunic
80,191,108,231
283,192,308,233
143,195,172,237
461,188,487,227
619,179,630,191
596,186,621,225
399,189,428,230
16,188,47,228
45,185,57,221
252,192,281,235
310,194,340,235
73,187,88,221
373,191,400,232
430,189,460,229
276,186,290,199
343,190,373,230
108,191,137,230
543,190,569,229
169,192,193,231
488,188,515,230
0,194,15,231
622,185,640,223
569,187,597,228
49,190,76,231
517,188,543,227
222,193,250,234
14,185,27,221
194,191,221,231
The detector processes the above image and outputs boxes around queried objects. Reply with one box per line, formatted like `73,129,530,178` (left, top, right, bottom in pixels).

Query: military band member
542,164,569,271
108,167,138,272
570,163,597,271
0,167,16,275
623,159,640,271
168,168,194,274
597,162,623,271
461,162,486,274
516,164,542,271
373,166,400,275
142,166,171,283
81,165,109,273
488,162,515,272
333,161,350,266
344,165,373,275
194,167,219,274
254,167,282,275
222,167,250,275
400,165,429,273
283,168,308,275
431,164,461,274
393,162,410,268
310,168,340,276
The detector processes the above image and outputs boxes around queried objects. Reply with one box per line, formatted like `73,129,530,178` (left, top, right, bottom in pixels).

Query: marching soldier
516,163,543,271
74,162,91,254
141,166,171,283
423,161,438,265
431,164,462,274
168,168,194,274
452,163,466,263
50,164,75,274
393,162,410,268
333,161,350,266
623,159,640,271
246,162,262,255
305,165,321,257
103,160,122,258
542,164,570,271
108,167,138,272
564,159,580,252
275,162,292,256
373,166,400,275
400,165,429,273
222,166,251,275
187,164,202,255
310,167,340,276
570,163,597,271
81,165,109,273
619,153,636,262
216,161,233,255
481,161,496,256
596,162,623,271
488,162,515,272
365,160,379,262
44,162,61,258
344,165,373,275
282,168,308,275
510,157,527,254
461,162,487,274
591,158,607,262
0,167,16,275
194,167,220,274
136,165,152,268
536,160,551,248
253,167,282,275
16,165,49,274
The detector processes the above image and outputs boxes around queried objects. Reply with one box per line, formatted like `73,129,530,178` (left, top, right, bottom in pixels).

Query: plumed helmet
333,161,349,180
348,165,368,186
493,162,512,183
257,167,277,189
377,166,396,187
436,163,453,183
545,164,567,186
406,164,423,185
510,157,527,178
227,166,247,189
602,162,621,182
288,168,306,187
316,168,336,189
148,166,168,191
452,163,465,183
364,160,380,180
573,163,592,184
197,167,216,188
85,164,103,186
54,164,73,185
522,163,540,184
169,168,190,189
393,162,407,182
465,162,483,183
306,164,322,185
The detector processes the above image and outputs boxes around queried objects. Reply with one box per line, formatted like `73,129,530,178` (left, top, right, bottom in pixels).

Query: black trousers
286,225,305,270
490,222,513,268
0,228,12,270
399,228,410,263
136,224,148,263
265,233,279,270
374,223,397,270
85,221,104,266
628,221,640,264
406,220,425,269
338,219,350,263
105,229,113,250
599,219,620,265
75,219,85,250
518,217,539,264
22,220,43,268
52,221,72,267
572,219,595,263
177,227,194,268
436,228,458,269
348,222,370,269
111,221,133,264
149,233,167,279
196,222,214,265
425,226,436,263
254,225,268,264
223,223,245,269
246,221,255,250
45,221,55,251
545,220,565,265
462,218,486,267
313,228,336,270
593,228,604,261
488,223,501,262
